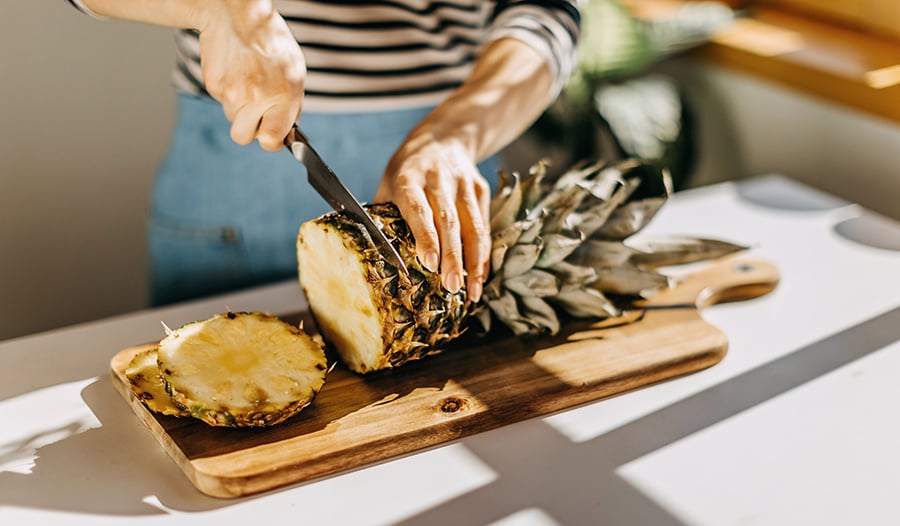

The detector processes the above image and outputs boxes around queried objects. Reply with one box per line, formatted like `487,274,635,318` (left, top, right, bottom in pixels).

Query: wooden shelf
628,1,900,124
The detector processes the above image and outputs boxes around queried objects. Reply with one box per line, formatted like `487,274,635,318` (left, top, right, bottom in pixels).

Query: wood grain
109,256,778,498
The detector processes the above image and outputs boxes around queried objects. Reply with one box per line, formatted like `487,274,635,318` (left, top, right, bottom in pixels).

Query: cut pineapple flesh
297,221,385,373
156,312,327,427
125,347,189,417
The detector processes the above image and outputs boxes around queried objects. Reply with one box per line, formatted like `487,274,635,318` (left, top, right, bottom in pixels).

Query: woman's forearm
378,37,557,298
79,0,276,36
79,0,203,28
403,37,555,164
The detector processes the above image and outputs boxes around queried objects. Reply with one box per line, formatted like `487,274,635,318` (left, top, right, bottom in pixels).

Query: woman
68,0,580,305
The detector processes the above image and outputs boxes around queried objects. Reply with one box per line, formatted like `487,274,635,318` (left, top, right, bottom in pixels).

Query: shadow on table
391,303,900,525
0,304,683,518
735,175,900,252
0,377,226,515
0,321,577,516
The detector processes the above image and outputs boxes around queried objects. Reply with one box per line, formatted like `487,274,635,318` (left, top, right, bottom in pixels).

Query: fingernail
468,281,483,303
423,251,440,272
445,271,463,293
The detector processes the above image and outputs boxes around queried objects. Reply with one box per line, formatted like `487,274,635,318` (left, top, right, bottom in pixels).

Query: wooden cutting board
110,256,778,498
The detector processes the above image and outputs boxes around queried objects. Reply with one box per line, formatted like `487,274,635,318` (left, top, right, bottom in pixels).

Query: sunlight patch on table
616,339,900,525
0,378,100,474
146,442,498,524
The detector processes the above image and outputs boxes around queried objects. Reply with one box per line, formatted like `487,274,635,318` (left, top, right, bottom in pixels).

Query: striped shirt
69,0,580,112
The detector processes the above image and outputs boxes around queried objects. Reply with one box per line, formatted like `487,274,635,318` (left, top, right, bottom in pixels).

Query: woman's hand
196,0,305,152
80,0,305,151
375,38,555,304
375,135,491,303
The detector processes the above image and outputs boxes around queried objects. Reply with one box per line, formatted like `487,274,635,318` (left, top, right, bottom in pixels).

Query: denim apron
148,93,500,305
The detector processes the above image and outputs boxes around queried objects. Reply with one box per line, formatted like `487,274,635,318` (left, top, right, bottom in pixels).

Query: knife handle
284,124,310,149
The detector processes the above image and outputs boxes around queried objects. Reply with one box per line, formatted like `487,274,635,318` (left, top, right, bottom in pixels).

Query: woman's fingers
427,171,464,294
258,102,301,151
228,101,300,150
456,174,491,302
230,104,261,146
400,177,464,294
382,147,491,300
390,181,441,273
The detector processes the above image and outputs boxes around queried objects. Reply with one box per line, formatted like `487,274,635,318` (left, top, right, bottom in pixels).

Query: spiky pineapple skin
157,312,328,427
297,203,468,374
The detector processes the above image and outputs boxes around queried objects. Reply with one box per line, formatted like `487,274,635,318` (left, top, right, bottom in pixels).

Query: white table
3,175,899,526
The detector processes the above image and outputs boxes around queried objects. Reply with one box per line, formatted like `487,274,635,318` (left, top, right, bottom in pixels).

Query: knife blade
284,124,410,277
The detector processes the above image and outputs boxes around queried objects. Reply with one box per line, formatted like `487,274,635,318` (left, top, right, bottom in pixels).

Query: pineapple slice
125,347,189,417
156,312,327,427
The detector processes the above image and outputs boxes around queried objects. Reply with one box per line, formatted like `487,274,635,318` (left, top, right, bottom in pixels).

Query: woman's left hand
375,37,557,305
375,135,491,304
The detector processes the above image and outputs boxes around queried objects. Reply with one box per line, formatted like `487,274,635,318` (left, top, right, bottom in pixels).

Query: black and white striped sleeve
486,0,581,96
65,0,107,18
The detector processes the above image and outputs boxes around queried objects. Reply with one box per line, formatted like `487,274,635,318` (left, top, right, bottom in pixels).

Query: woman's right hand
195,0,306,152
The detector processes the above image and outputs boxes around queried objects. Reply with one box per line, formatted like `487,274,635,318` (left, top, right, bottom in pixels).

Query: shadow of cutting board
110,255,778,498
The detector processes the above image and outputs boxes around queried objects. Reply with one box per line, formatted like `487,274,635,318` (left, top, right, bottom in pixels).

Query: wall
1,4,175,340
2,6,898,341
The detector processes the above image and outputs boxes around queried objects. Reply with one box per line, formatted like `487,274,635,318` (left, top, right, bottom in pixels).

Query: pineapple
297,158,745,374
297,205,467,373
125,348,189,418
131,312,328,427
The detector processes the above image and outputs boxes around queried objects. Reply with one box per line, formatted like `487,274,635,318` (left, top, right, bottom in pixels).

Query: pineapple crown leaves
477,158,746,337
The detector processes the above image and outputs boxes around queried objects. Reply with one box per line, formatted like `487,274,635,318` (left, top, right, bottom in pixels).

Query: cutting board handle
640,256,779,310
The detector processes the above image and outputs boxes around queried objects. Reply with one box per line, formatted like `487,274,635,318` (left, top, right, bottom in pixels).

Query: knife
284,124,410,277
